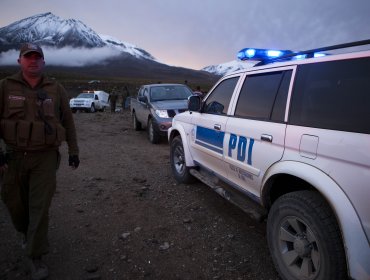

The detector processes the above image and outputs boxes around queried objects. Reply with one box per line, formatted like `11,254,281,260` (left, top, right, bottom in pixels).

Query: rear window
234,70,292,122
150,85,192,101
289,57,370,134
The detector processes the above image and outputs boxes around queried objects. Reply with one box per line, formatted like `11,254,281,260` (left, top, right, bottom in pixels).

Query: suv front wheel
267,190,346,280
148,118,160,144
170,136,195,184
90,104,96,113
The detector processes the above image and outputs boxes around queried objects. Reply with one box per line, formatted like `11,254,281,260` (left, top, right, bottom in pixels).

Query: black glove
69,155,80,169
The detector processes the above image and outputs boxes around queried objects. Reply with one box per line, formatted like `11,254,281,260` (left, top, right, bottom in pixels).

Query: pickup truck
69,90,110,113
130,83,193,144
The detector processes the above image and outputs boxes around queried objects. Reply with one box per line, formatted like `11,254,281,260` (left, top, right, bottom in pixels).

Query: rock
85,265,99,273
120,232,131,239
159,242,170,250
134,227,141,232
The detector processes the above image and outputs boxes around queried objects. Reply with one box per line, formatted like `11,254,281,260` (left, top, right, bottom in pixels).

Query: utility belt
0,119,66,149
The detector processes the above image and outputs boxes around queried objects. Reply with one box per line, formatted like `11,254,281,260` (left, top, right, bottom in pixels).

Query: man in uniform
108,89,118,113
0,43,80,280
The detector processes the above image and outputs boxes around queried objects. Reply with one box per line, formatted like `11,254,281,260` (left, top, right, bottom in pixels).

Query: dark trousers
1,150,59,258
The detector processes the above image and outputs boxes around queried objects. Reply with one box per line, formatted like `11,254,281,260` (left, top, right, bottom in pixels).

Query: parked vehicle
168,40,370,280
69,90,109,113
130,84,193,143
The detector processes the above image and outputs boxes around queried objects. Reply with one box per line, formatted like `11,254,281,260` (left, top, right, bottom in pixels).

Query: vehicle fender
168,125,196,167
263,161,370,279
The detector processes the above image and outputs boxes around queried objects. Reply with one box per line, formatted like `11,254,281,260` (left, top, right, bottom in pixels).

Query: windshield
77,93,94,99
149,85,192,101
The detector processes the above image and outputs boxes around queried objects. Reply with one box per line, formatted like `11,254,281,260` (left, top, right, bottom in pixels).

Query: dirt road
0,110,280,280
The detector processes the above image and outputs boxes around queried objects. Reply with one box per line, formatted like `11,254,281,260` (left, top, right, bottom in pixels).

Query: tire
132,112,142,131
147,118,160,144
90,104,96,113
170,136,195,184
267,191,347,280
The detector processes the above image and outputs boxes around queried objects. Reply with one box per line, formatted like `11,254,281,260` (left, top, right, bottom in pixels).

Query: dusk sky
1,0,370,69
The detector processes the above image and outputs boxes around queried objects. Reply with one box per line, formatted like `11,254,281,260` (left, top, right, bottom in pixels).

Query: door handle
214,124,221,130
261,134,273,142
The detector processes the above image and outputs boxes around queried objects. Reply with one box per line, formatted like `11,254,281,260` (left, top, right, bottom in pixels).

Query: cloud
0,46,122,66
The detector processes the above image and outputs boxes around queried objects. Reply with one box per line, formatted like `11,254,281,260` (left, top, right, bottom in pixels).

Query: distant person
121,85,130,111
0,43,80,280
108,90,118,113
193,86,204,98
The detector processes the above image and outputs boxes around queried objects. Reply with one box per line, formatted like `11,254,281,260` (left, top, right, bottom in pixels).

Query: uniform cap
19,43,44,58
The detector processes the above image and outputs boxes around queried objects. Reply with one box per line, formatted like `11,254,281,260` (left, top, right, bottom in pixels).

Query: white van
69,90,110,113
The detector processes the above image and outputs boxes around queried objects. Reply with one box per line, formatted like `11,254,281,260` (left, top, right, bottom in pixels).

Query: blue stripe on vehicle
195,126,225,155
196,126,225,148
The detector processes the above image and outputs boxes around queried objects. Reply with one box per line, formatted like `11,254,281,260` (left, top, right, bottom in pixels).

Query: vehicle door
136,87,149,123
189,74,242,179
224,67,295,200
94,94,101,109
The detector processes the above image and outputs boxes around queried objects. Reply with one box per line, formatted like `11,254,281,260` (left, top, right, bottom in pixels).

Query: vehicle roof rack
255,39,370,66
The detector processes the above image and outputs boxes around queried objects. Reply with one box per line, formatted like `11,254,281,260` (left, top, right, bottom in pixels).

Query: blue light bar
291,52,327,61
313,53,326,58
237,48,293,61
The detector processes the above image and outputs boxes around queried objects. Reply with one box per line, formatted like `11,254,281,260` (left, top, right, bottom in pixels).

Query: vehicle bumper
153,117,172,137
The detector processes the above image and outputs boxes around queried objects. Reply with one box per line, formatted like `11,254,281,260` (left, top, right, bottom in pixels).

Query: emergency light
237,48,293,61
292,53,327,60
237,47,332,65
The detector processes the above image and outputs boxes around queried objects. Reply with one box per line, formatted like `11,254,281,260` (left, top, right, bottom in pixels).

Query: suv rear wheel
170,136,195,184
267,190,346,280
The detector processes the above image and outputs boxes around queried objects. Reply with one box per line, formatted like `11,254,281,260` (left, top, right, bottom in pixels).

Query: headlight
155,109,169,118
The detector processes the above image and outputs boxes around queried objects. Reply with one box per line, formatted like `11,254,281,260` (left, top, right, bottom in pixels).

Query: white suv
168,41,370,280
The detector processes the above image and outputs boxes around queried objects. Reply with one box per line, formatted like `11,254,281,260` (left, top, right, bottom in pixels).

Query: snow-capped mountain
202,60,257,76
0,12,104,48
0,12,218,84
0,12,155,61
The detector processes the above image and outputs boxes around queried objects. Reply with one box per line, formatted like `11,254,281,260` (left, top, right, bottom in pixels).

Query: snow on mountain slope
202,60,257,76
100,34,155,60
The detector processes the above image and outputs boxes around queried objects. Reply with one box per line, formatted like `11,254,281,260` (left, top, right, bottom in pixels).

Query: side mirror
188,95,202,112
138,96,147,103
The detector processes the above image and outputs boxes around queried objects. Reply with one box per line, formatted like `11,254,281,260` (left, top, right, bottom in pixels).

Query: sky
1,0,370,70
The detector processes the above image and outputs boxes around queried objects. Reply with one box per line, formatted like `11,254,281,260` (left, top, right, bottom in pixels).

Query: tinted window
234,71,292,122
289,58,370,134
203,77,239,115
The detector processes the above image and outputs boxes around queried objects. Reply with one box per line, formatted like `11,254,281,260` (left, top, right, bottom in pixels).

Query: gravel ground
0,109,280,280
